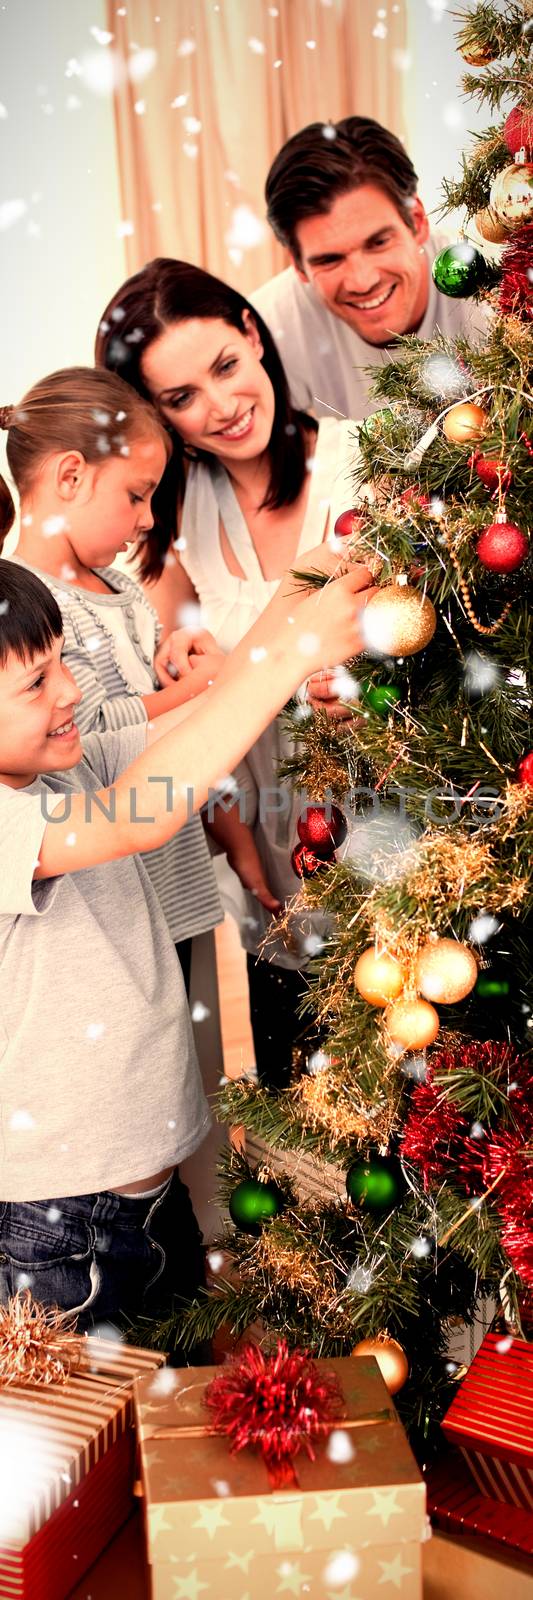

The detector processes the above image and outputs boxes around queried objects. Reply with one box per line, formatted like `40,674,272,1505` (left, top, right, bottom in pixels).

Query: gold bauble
489,162,533,228
442,402,488,444
354,947,405,1006
415,938,478,1005
460,42,498,66
362,583,437,658
473,206,509,244
351,1335,409,1395
384,996,440,1051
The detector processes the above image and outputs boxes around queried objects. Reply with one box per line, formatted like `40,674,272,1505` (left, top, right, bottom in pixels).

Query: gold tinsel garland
251,1225,356,1339
294,1070,396,1148
0,1290,83,1386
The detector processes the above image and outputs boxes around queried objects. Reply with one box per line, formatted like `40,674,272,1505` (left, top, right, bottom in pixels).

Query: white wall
0,0,126,543
405,0,478,235
0,0,483,546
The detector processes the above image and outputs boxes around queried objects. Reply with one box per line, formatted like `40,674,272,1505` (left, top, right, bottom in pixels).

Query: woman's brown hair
0,365,169,550
96,257,315,582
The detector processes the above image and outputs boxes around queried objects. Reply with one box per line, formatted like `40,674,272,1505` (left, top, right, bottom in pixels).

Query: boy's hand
154,627,224,687
279,561,378,673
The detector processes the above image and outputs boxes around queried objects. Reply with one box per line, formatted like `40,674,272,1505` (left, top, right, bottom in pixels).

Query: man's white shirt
250,233,491,421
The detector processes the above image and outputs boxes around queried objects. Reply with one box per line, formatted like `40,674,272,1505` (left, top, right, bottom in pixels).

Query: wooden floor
214,914,254,1079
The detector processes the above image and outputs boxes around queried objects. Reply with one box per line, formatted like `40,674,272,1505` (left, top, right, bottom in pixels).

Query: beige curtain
107,0,408,296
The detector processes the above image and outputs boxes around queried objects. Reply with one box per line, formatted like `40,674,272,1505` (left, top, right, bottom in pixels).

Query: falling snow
326,1430,355,1465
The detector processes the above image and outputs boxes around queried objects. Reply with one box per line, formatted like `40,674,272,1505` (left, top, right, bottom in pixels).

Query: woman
96,259,361,1089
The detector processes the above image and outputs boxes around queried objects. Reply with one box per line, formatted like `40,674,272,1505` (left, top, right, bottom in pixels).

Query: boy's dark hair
0,560,63,667
95,258,314,583
265,116,419,263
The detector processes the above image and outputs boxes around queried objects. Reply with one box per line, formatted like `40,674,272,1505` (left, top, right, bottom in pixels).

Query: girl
96,260,361,1088
1,368,279,1002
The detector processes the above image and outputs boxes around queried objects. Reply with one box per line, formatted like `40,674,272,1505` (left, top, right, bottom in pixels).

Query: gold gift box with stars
134,1356,427,1600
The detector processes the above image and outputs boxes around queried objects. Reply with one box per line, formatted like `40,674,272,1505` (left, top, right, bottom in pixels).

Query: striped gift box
438,1330,533,1541
0,1337,165,1600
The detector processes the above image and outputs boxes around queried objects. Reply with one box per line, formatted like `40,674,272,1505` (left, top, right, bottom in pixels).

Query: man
250,116,489,422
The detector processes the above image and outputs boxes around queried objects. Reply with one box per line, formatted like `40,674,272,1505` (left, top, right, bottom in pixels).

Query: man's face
292,184,430,346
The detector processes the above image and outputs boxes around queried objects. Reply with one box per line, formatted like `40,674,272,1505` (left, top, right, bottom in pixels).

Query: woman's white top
180,417,358,969
11,557,222,944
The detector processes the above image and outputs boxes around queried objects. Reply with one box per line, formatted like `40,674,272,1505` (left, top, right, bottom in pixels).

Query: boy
0,554,373,1333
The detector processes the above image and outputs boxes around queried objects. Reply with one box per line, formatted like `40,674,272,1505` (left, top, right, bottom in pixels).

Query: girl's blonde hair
0,365,169,548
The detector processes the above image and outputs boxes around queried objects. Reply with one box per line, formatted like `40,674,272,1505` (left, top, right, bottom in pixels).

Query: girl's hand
306,668,364,723
163,652,224,699
154,627,224,687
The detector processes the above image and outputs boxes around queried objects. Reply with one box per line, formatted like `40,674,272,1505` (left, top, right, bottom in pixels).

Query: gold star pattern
252,1496,304,1550
367,1489,403,1527
378,1553,413,1589
358,1431,387,1454
192,1502,231,1539
171,1571,210,1600
148,1505,173,1542
276,1560,312,1595
308,1491,347,1531
251,1500,279,1537
225,1551,254,1573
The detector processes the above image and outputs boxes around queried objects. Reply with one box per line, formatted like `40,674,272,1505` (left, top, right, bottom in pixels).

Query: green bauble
229,1177,283,1234
359,407,396,442
346,1153,403,1215
362,683,401,717
432,243,487,298
475,971,510,1000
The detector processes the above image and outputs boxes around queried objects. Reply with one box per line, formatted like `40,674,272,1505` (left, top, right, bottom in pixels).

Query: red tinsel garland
401,1041,526,1191
402,1040,533,1289
499,224,533,321
501,1218,533,1288
401,1079,469,1189
204,1339,344,1488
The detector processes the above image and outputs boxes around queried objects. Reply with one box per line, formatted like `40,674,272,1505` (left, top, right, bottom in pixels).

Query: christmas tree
158,2,532,1458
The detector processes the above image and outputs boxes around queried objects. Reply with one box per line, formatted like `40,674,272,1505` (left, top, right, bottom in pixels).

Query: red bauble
476,517,529,574
504,106,533,157
400,486,430,510
517,751,533,788
297,803,347,856
468,451,513,496
334,508,365,538
291,842,332,879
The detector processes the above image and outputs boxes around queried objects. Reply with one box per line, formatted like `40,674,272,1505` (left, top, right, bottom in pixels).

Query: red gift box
0,1337,165,1600
428,1330,533,1558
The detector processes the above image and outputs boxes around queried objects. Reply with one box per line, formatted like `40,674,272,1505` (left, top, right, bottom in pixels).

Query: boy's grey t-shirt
0,724,211,1202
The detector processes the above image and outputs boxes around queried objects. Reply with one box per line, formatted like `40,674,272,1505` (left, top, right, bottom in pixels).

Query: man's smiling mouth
345,284,396,312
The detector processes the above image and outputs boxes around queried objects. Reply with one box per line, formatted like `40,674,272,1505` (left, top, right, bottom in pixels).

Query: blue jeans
0,1170,205,1339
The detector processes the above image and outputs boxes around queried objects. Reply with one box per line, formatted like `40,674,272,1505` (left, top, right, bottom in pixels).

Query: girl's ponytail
0,406,16,550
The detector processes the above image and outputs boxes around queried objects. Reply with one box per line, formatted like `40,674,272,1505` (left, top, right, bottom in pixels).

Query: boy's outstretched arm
35,560,375,881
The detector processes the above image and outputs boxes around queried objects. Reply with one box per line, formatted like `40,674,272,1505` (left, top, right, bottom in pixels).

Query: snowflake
191,1001,210,1023
325,1430,355,1464
323,1551,359,1586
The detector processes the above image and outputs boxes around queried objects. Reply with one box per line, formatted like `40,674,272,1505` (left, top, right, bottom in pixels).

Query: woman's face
140,311,276,467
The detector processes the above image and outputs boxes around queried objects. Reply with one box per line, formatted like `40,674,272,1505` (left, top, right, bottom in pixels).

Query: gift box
0,1336,165,1600
134,1355,427,1600
427,1329,533,1557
